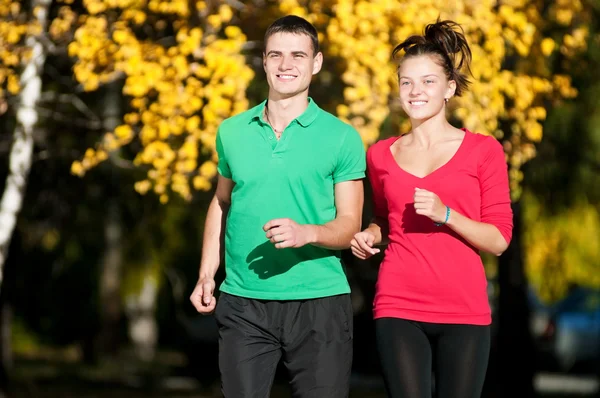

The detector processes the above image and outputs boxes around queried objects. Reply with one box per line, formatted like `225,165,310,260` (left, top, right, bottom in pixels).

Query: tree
0,0,52,290
0,0,53,392
67,0,254,203
523,22,600,303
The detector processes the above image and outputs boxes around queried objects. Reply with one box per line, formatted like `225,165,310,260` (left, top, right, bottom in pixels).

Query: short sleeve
216,127,232,179
367,145,389,220
333,127,366,184
479,138,513,244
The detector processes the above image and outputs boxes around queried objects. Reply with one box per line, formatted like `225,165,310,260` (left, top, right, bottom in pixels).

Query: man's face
263,32,322,99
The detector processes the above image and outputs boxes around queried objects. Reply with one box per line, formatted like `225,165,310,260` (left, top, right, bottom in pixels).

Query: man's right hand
350,230,380,260
190,277,217,314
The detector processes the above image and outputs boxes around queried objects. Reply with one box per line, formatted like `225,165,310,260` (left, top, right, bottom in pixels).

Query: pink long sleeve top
368,129,513,325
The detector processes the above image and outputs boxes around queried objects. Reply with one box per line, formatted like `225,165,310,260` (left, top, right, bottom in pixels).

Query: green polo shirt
215,98,366,300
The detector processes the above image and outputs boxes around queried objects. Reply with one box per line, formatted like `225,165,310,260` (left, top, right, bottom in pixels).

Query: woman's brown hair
392,19,472,96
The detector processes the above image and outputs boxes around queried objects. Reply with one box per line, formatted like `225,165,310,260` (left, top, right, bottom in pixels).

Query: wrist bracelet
434,206,450,227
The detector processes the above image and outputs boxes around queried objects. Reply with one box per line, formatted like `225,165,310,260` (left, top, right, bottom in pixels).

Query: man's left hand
264,218,313,249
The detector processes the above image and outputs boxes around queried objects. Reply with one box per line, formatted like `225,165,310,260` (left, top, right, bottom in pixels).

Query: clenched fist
190,277,216,314
413,188,448,224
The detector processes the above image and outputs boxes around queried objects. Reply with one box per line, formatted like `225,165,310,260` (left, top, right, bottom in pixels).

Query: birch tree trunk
125,273,158,362
96,81,125,356
0,0,51,291
0,0,52,393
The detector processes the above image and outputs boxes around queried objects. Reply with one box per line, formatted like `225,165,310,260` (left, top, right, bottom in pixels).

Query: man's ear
312,52,323,75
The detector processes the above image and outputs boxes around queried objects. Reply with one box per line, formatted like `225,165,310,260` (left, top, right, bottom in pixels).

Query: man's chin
269,88,308,99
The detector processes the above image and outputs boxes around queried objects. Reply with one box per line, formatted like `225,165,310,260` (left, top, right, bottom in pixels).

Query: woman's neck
408,113,455,149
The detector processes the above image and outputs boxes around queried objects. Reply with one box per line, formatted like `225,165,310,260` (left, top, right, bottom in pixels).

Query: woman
350,20,513,398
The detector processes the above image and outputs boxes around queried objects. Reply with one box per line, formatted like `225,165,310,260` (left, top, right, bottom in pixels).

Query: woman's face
398,55,456,122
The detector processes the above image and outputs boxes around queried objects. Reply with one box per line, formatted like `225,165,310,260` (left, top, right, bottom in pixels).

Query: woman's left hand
413,188,447,224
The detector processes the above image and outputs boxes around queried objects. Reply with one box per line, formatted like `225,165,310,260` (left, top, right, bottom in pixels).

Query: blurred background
1,0,599,397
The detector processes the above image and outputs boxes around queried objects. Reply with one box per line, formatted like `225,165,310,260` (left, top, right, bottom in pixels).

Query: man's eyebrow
265,50,310,56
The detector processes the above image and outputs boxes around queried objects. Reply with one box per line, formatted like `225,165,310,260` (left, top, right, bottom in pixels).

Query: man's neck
265,93,310,130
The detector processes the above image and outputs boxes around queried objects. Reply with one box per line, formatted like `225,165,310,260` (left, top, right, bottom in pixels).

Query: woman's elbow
493,237,510,256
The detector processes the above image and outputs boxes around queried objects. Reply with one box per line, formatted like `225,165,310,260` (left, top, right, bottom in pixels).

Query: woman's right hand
350,230,381,260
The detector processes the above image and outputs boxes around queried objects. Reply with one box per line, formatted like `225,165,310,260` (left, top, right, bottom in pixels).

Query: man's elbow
343,214,362,235
215,192,231,208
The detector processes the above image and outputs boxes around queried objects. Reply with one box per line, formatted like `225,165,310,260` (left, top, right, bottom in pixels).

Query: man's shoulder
219,102,263,135
312,108,364,148
314,108,356,132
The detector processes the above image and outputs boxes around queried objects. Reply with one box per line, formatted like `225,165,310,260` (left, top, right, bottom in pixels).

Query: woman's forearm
445,208,509,256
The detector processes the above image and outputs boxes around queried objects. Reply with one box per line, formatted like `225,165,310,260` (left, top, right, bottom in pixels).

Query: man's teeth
279,75,296,80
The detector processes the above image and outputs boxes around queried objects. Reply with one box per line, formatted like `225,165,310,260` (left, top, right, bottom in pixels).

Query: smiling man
189,15,366,398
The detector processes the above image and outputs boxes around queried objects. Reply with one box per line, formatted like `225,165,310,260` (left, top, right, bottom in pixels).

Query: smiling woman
350,19,513,398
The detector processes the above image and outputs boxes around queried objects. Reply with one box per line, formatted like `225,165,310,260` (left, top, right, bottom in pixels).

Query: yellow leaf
193,175,211,191
199,161,217,179
541,38,555,56
225,26,242,39
219,5,233,23
115,125,133,140
134,180,152,195
7,75,19,95
71,161,85,176
207,15,221,29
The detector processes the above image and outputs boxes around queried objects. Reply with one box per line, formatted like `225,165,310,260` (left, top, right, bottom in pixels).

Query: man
190,15,365,398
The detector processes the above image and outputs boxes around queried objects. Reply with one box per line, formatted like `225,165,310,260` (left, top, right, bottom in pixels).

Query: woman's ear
446,79,457,101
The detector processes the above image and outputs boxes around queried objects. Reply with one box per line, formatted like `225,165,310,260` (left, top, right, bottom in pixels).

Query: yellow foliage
272,0,590,201
523,191,600,303
69,0,254,198
35,0,586,204
0,1,44,103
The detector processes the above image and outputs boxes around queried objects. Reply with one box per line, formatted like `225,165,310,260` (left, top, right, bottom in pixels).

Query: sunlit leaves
278,0,589,201
64,0,590,203
0,0,41,103
69,0,254,202
523,191,600,303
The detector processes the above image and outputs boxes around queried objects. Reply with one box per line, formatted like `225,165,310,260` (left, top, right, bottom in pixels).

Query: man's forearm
306,215,361,250
199,195,229,279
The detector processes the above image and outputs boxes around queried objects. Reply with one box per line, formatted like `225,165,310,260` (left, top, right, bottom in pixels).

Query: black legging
375,317,490,398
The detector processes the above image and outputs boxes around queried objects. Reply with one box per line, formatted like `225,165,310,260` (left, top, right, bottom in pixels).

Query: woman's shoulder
367,136,398,158
462,128,504,153
366,136,398,170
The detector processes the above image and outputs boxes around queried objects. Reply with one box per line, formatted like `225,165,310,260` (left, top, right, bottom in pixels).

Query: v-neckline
386,129,470,180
